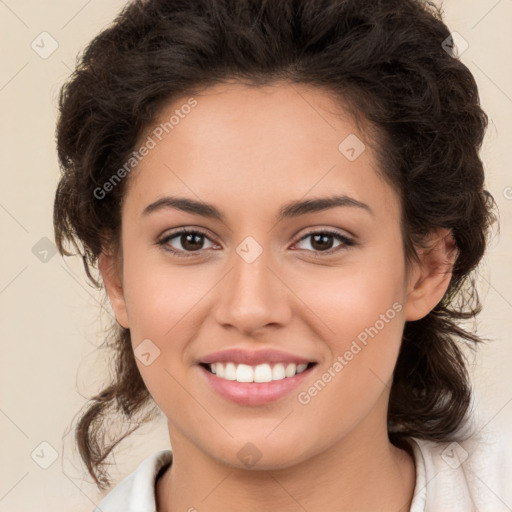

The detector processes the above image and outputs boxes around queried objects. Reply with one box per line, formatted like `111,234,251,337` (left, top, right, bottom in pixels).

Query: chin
209,436,312,471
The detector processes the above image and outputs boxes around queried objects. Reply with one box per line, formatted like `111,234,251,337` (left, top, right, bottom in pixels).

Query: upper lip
199,348,316,366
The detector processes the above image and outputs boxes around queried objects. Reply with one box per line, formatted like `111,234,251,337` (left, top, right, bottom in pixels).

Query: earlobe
98,251,130,328
404,228,458,322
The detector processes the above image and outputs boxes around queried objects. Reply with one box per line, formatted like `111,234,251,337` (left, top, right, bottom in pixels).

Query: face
101,80,454,470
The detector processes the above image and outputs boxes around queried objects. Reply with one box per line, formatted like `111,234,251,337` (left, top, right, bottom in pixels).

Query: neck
156,424,416,512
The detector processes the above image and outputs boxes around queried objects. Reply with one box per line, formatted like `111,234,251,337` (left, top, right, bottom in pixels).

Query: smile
199,361,318,406
202,362,313,383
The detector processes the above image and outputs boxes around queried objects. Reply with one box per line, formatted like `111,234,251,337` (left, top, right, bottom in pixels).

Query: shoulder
93,449,173,512
407,411,512,512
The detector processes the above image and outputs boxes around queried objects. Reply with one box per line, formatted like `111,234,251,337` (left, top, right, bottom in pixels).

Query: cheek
120,253,199,407
292,275,406,443
290,246,407,399
121,242,207,339
290,249,406,341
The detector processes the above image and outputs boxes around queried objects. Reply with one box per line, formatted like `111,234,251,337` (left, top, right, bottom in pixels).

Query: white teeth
272,363,286,380
236,364,253,382
296,363,308,373
285,363,297,377
207,361,311,383
254,363,272,382
224,362,237,380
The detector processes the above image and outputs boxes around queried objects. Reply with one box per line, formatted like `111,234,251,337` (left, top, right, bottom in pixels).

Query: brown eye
158,229,216,257
294,230,354,254
179,232,205,251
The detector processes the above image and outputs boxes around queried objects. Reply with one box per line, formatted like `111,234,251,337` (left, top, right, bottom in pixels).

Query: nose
213,244,292,336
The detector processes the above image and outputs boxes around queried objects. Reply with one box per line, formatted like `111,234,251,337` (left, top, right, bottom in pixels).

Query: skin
100,80,457,511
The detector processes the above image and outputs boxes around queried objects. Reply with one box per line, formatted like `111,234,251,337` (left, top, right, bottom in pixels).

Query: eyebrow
142,194,373,222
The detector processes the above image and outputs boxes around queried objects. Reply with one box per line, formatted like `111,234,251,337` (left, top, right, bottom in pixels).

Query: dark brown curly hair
53,0,498,490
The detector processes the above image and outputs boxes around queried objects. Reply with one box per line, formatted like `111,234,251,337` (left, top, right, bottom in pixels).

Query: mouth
198,361,318,406
199,361,317,383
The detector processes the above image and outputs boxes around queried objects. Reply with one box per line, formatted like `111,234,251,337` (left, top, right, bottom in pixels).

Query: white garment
93,427,512,511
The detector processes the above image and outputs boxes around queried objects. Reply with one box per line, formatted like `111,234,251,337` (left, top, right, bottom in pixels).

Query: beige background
1,1,511,510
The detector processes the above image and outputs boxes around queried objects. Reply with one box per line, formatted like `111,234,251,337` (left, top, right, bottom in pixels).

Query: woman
53,0,507,510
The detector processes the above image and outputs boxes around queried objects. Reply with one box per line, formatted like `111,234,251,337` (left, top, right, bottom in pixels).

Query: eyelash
156,228,355,258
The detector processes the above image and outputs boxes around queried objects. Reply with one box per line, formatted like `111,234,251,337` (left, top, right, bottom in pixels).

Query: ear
404,227,458,321
99,250,130,328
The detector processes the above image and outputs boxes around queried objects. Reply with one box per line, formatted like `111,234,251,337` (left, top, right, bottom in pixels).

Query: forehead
124,81,398,221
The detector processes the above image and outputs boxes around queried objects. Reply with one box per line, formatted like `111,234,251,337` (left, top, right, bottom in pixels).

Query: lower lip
199,364,315,406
